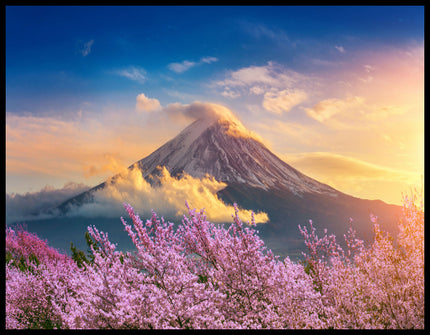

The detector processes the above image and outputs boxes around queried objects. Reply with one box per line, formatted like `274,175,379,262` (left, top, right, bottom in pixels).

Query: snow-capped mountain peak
134,116,339,197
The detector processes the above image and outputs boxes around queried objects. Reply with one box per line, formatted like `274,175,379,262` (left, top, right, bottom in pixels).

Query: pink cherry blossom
5,190,424,329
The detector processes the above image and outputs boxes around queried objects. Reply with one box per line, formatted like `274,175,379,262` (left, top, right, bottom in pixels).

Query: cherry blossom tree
5,190,424,329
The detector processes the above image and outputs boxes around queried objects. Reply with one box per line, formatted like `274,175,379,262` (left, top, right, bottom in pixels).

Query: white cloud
215,62,313,102
136,93,162,113
116,66,146,83
200,56,219,64
80,39,94,56
335,45,346,53
168,56,218,73
168,60,196,73
239,21,291,45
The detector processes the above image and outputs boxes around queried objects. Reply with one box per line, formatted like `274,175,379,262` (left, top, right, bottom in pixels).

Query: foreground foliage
5,191,424,329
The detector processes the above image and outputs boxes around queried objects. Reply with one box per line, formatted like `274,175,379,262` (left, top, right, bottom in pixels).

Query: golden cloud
71,164,269,224
262,89,308,114
136,93,162,113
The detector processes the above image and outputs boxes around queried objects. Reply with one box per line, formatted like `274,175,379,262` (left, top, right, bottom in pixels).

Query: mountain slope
134,117,339,196
57,115,402,256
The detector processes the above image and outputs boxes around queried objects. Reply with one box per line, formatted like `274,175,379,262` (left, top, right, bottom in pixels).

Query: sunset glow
6,6,424,208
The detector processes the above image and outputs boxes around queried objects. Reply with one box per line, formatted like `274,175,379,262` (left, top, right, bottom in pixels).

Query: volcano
57,114,402,256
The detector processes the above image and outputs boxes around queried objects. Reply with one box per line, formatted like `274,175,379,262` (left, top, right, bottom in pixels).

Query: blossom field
5,191,424,329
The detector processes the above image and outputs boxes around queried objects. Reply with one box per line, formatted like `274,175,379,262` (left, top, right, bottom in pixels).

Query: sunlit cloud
262,89,308,114
83,154,127,178
5,98,264,193
305,96,366,124
281,152,421,205
136,93,162,113
221,87,241,99
5,107,178,188
161,101,265,143
305,96,406,129
67,164,269,224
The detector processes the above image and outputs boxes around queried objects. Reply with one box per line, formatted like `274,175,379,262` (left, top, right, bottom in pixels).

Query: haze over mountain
54,107,402,256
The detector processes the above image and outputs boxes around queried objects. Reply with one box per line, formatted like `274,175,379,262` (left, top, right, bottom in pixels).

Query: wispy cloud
262,89,308,114
334,45,346,53
168,56,219,73
239,21,292,46
201,56,218,64
168,60,196,73
79,39,94,57
281,151,420,205
305,96,405,129
216,61,313,99
115,66,146,83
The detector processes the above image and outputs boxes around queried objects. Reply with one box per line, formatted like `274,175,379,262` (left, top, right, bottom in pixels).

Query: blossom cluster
5,191,424,329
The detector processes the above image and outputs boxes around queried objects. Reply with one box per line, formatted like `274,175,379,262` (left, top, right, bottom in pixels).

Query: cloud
6,97,262,192
200,56,219,64
163,101,235,122
286,152,415,181
215,61,314,105
281,152,420,205
136,93,162,112
79,39,94,56
334,45,345,53
83,154,127,178
116,66,146,83
5,107,180,188
168,60,196,73
305,96,365,124
6,182,90,224
262,89,308,114
167,56,218,73
161,101,264,143
239,21,292,46
363,64,375,73
6,100,269,224
68,164,269,224
305,96,406,129
221,87,241,99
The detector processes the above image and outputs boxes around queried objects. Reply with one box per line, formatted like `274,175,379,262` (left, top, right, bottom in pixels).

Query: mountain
57,115,402,257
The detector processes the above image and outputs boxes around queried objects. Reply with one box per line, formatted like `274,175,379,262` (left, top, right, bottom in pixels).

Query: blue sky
6,6,424,207
6,6,423,114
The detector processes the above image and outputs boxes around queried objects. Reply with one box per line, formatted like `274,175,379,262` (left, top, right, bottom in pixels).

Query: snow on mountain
133,116,339,197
